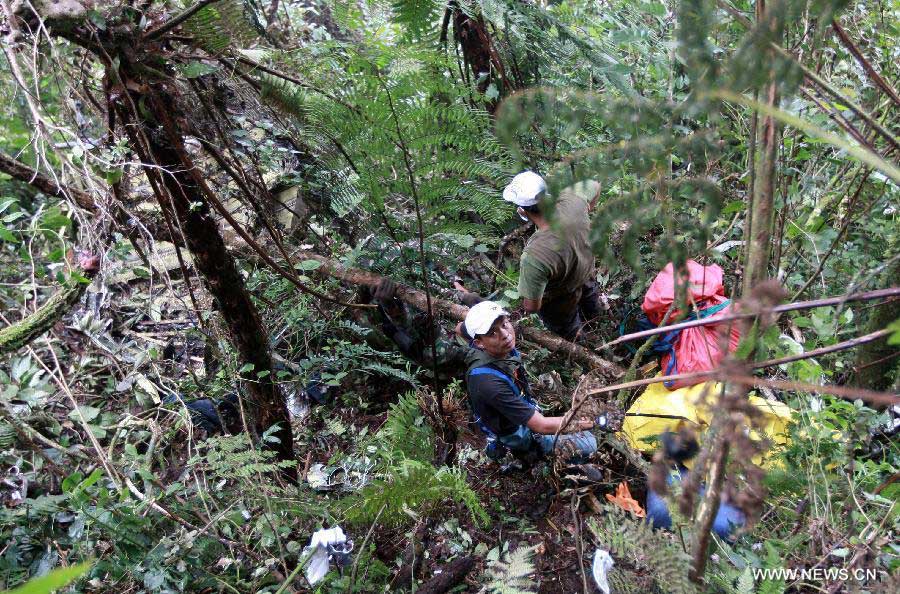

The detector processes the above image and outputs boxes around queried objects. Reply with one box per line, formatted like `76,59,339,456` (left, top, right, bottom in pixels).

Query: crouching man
463,301,597,462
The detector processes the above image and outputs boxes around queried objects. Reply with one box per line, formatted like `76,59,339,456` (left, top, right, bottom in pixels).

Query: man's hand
453,279,483,307
373,278,404,317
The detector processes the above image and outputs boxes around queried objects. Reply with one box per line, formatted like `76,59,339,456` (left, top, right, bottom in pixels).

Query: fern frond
341,460,487,527
182,0,263,54
391,0,442,41
588,508,697,594
483,545,537,594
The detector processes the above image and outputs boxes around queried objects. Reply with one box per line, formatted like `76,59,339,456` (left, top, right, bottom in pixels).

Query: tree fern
391,0,442,42
379,391,433,462
482,544,537,594
256,43,515,244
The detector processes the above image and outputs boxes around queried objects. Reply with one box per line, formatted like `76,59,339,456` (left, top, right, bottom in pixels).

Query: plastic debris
592,549,614,594
303,526,354,585
605,482,645,518
305,458,376,492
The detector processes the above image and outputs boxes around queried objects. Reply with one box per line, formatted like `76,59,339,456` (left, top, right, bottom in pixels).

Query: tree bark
0,150,96,211
742,0,780,297
415,556,475,594
452,2,507,111
113,74,294,473
0,257,98,355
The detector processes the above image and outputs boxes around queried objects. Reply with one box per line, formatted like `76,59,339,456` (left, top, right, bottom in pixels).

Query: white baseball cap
464,301,510,338
502,171,547,207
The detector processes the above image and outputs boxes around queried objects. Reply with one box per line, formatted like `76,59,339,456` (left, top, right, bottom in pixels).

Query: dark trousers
538,279,602,341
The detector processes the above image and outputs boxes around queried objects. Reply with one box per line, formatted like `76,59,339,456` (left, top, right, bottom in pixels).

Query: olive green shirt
517,181,599,301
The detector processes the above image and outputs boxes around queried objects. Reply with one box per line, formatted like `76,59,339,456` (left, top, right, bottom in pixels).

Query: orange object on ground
605,482,646,518
641,261,741,390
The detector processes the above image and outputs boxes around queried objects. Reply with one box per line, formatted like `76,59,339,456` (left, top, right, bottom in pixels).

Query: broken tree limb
0,255,99,355
0,150,96,211
414,556,475,594
290,249,624,379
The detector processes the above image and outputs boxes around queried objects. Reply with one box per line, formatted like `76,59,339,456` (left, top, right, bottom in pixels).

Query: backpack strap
466,365,536,441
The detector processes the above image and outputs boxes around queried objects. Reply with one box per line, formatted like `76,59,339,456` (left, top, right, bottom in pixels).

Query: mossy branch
0,256,97,355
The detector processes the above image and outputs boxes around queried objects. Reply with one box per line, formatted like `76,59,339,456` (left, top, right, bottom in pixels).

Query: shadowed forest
0,1,897,592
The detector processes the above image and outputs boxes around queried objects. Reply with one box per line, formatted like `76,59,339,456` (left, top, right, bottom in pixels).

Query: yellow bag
620,380,793,468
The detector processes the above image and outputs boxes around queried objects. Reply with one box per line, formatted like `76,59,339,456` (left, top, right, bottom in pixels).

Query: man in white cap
463,300,597,461
502,171,602,341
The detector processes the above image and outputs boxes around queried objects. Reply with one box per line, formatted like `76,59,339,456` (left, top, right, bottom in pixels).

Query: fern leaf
483,545,537,594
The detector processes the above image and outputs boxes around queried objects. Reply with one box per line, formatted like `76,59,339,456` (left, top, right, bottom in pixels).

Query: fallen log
414,556,476,594
291,250,624,379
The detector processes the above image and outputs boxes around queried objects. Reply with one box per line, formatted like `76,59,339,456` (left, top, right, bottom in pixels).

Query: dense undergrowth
0,0,898,592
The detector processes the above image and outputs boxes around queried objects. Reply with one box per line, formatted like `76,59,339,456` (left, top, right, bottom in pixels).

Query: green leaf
177,60,220,79
239,363,255,373
295,259,322,271
69,405,101,423
5,560,93,593
887,318,900,346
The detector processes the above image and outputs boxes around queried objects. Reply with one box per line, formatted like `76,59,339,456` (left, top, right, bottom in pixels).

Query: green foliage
341,458,487,527
588,508,696,594
379,391,433,461
2,561,92,594
187,432,296,479
259,42,515,237
391,0,441,41
182,0,264,53
482,544,537,594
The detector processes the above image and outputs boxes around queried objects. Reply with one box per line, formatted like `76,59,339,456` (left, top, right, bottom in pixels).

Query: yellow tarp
620,380,793,468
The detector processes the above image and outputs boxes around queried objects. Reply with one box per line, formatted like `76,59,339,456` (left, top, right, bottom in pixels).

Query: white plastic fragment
592,549,614,594
303,526,347,585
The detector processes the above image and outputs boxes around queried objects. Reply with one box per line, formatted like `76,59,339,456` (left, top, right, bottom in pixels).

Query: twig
831,20,900,107
689,428,730,582
572,493,590,594
772,44,900,151
600,287,900,350
726,375,899,408
348,503,386,592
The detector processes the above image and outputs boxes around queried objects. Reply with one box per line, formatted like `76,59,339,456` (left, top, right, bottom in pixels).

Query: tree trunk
742,1,781,297
114,74,294,474
452,2,506,111
415,556,475,594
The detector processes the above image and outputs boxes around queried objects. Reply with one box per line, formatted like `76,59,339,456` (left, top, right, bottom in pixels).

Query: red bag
641,261,741,390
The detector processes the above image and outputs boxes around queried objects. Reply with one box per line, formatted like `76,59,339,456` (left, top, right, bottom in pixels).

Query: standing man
502,171,602,341
463,301,597,461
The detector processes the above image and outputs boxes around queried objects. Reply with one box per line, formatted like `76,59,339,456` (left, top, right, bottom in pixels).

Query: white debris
592,549,614,594
303,526,350,585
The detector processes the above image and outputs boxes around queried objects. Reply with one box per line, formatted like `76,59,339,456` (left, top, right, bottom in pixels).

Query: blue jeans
646,468,745,541
535,431,598,462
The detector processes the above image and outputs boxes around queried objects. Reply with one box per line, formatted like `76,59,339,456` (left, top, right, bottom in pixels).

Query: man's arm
522,297,542,313
526,411,594,435
518,253,549,314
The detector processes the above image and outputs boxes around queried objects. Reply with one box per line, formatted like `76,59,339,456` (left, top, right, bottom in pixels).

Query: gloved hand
373,278,404,317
